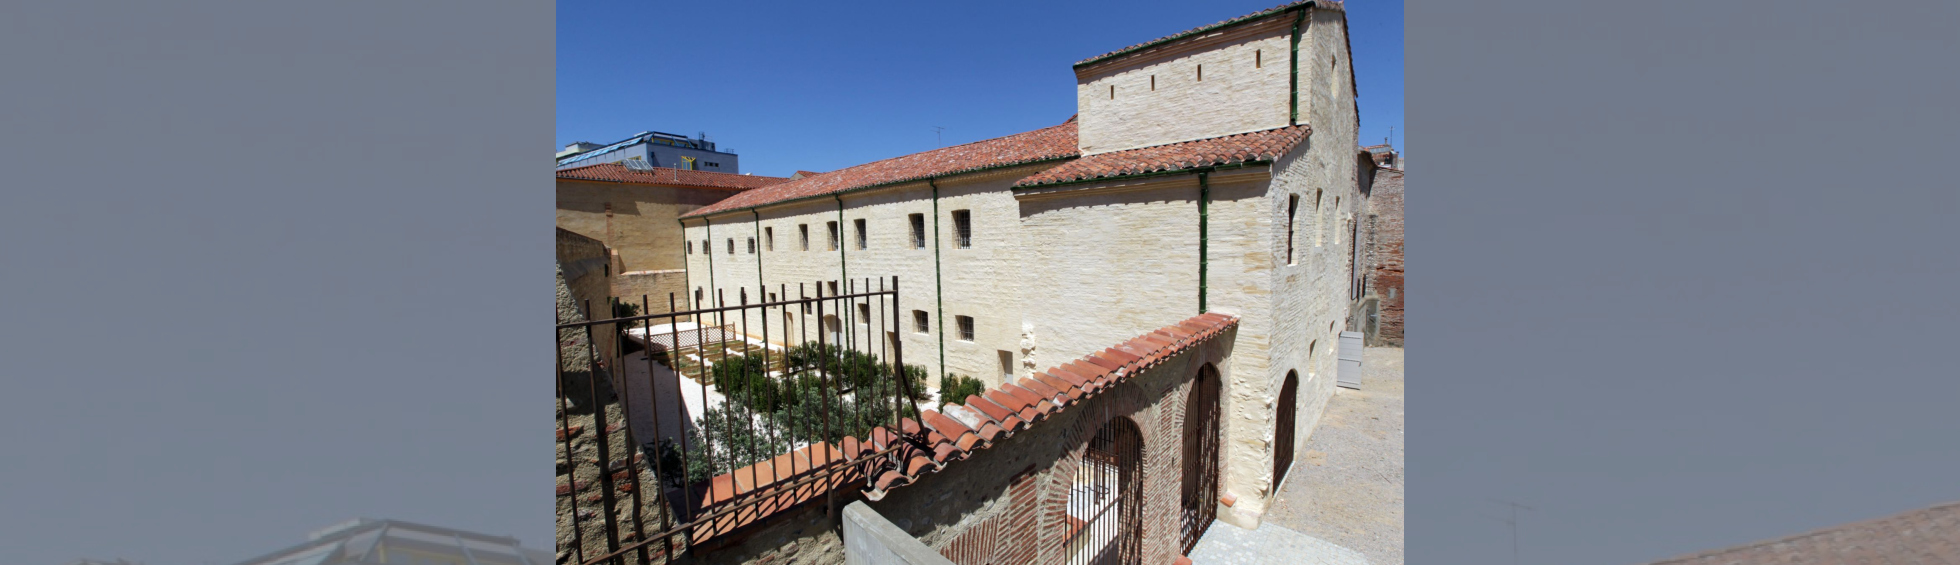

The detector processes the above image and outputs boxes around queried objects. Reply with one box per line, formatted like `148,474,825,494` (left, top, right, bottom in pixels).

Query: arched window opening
1179,364,1223,555
1274,372,1301,492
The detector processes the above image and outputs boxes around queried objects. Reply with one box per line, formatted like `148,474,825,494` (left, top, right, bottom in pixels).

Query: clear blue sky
558,0,1403,178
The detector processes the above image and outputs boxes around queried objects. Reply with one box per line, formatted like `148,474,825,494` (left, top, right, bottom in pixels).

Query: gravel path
1265,346,1404,565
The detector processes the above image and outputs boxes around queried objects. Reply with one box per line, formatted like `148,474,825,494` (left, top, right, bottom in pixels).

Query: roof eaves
680,154,1077,221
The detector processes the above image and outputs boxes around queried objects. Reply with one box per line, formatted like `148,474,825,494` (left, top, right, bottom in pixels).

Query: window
695,287,703,306
826,221,839,251
1256,49,1263,68
687,240,693,255
827,280,839,296
913,310,928,333
854,218,867,250
909,213,925,249
769,292,777,303
1314,189,1324,247
1287,194,1299,265
1109,84,1115,99
702,238,710,255
765,227,774,251
747,237,755,254
799,224,810,251
951,210,972,249
1196,63,1203,81
956,315,974,341
998,350,1014,379
1150,75,1156,91
857,303,870,323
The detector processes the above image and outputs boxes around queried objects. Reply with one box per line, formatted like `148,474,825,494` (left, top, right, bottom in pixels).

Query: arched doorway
1273,372,1300,493
1062,416,1144,565
1179,364,1223,554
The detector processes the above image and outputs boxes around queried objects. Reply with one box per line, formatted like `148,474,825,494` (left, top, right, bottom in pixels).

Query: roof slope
556,162,791,190
1015,125,1310,188
1647,501,1960,565
1074,1,1336,68
681,120,1079,219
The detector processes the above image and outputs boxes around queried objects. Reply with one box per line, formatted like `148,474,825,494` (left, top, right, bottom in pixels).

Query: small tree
938,373,988,411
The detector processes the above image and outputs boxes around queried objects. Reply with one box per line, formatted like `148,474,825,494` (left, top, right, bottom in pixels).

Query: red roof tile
1073,1,1337,68
555,162,792,190
1015,125,1311,188
682,120,1079,219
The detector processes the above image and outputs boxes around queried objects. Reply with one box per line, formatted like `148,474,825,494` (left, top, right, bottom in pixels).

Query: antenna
1485,499,1534,565
932,126,945,148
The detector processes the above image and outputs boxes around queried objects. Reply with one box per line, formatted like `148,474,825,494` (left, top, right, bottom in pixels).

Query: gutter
835,195,851,350
754,209,765,310
704,217,716,309
1010,159,1273,192
679,219,692,313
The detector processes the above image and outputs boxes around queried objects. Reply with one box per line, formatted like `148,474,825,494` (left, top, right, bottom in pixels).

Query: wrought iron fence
556,276,925,565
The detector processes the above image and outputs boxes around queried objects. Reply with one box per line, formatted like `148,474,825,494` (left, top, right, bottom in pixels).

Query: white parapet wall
842,501,956,565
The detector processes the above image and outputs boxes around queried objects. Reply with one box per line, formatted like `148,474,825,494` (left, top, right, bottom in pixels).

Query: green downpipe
1289,7,1306,126
835,196,850,350
753,210,765,305
1199,171,1211,314
704,217,716,309
679,219,692,313
930,178,946,387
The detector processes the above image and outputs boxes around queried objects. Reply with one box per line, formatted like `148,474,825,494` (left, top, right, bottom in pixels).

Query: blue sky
558,0,1403,178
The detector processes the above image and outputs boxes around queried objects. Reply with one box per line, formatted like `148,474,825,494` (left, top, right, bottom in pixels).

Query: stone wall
612,269,691,320
679,163,1066,393
1075,16,1294,156
559,228,616,368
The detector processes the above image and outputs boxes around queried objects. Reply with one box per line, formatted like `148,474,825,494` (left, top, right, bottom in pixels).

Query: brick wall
1359,168,1402,346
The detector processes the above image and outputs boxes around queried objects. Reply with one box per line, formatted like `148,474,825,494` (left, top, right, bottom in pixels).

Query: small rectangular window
951,210,972,249
765,227,774,251
913,310,929,333
1108,84,1114,99
998,350,1014,379
854,218,867,250
694,287,703,305
1256,50,1262,68
727,238,734,254
909,213,925,249
857,303,870,323
702,239,710,255
1287,194,1300,265
687,241,693,254
826,221,839,251
956,315,975,341
799,224,810,251
769,292,777,304
1150,75,1156,91
1196,64,1203,81
747,237,755,254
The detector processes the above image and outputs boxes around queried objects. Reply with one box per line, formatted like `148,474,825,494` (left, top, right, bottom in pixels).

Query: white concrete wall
1076,16,1294,155
679,163,1059,393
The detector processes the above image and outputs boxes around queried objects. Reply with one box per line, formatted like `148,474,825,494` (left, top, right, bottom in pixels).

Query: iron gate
1178,364,1222,555
1060,412,1144,565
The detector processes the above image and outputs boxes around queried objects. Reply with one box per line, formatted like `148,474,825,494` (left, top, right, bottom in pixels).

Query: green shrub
938,373,989,411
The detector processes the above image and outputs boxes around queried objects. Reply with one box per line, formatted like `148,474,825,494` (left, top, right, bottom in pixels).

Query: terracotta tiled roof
555,162,792,190
1647,501,1960,564
858,312,1240,501
680,120,1079,219
1014,125,1310,188
678,313,1240,543
1073,1,1336,68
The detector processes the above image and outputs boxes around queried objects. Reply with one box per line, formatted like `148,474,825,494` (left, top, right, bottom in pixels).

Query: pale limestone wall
1075,16,1294,155
1014,166,1298,528
557,179,743,273
678,163,1061,392
1233,6,1364,525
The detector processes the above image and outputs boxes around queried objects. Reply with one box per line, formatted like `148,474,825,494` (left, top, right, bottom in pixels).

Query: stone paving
1263,347,1406,565
1187,520,1373,565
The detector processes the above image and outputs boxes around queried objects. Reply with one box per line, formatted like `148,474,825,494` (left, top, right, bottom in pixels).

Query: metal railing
556,276,926,565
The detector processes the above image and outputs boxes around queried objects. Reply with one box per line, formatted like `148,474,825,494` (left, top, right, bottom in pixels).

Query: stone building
557,162,790,314
1351,164,1402,346
559,2,1379,563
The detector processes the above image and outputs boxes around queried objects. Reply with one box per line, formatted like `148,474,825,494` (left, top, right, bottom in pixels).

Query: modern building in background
227,519,552,565
556,131,742,174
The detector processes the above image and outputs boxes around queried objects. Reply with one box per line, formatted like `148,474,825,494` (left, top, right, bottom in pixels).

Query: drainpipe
1199,171,1211,313
835,195,850,350
679,219,692,315
930,178,947,387
753,209,765,306
1289,6,1307,126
